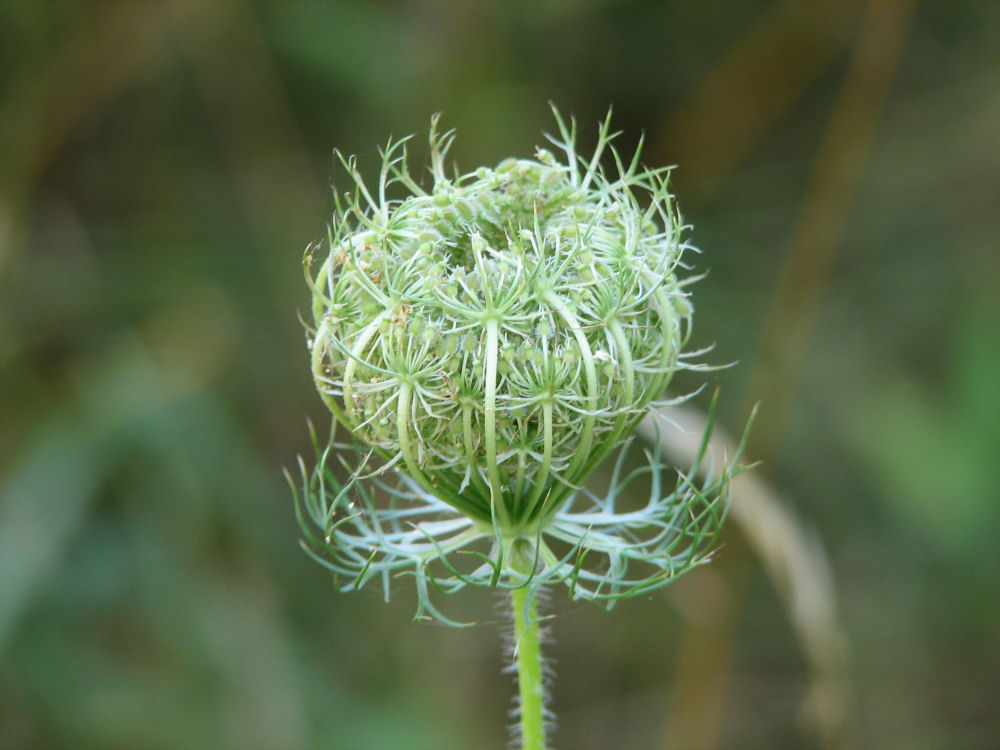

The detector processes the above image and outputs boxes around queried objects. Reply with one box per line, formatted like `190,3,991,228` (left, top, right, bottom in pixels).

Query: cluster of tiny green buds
294,108,749,622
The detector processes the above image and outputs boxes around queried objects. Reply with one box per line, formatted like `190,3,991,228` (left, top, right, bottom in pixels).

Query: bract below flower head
306,109,693,534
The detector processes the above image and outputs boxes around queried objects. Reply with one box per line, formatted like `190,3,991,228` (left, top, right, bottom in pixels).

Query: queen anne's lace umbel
294,110,749,623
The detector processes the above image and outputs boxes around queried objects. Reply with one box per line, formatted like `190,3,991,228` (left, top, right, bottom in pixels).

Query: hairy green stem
511,586,546,750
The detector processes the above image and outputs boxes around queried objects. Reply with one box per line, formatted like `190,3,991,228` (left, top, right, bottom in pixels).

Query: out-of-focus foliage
1,1,998,749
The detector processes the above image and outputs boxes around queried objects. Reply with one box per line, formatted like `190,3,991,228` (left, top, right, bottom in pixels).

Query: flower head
295,109,748,622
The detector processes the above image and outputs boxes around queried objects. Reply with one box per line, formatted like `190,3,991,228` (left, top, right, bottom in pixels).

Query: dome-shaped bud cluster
306,110,693,532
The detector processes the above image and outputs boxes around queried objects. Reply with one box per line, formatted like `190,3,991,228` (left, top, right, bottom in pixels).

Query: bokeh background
2,1,998,748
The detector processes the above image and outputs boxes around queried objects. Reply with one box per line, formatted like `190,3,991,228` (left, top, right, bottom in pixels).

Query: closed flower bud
295,108,750,622
307,111,692,532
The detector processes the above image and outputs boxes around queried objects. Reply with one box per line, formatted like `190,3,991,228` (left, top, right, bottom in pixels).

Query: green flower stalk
292,108,751,749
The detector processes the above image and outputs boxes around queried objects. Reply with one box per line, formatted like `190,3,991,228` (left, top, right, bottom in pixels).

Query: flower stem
511,586,546,750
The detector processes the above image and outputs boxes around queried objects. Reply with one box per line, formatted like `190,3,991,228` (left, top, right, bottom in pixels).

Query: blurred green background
2,1,998,748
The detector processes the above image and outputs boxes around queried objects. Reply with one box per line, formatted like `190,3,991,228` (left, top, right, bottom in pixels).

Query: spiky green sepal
290,393,753,625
